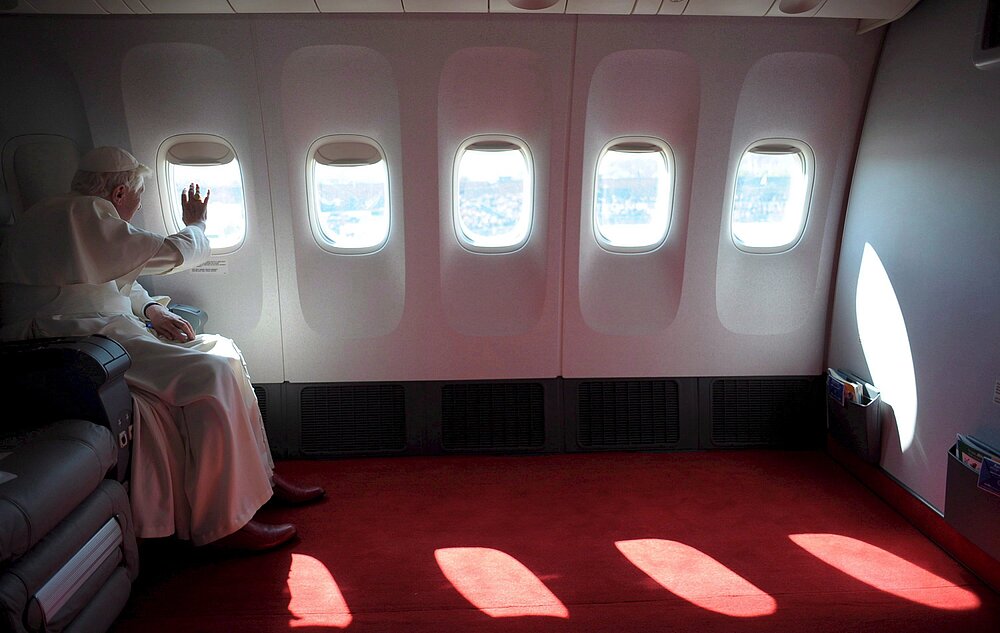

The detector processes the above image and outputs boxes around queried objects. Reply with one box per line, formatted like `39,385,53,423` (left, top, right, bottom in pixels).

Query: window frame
306,134,392,256
156,133,247,255
729,138,815,255
592,136,675,255
452,134,534,254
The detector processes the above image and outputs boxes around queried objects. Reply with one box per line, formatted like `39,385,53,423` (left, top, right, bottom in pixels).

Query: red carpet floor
111,450,1000,632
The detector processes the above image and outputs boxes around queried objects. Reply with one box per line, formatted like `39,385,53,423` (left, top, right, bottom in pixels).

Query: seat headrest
1,135,81,221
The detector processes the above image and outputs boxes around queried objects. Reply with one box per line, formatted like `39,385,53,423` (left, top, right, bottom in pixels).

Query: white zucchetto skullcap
78,146,146,173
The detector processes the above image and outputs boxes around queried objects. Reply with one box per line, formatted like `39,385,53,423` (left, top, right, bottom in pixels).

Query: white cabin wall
562,16,882,379
254,15,574,383
1,12,885,389
827,0,1000,511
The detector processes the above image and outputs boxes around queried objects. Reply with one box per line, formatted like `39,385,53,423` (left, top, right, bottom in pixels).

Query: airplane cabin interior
0,0,998,631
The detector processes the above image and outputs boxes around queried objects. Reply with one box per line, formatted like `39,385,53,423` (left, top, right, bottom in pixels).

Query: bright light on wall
856,243,918,452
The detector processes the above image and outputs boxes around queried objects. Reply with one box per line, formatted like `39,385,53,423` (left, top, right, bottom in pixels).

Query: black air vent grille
578,380,680,447
300,384,406,454
441,383,545,450
253,385,268,428
710,379,812,446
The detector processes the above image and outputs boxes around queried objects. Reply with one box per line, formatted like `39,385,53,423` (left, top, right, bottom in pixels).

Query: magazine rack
944,445,1000,560
827,389,881,464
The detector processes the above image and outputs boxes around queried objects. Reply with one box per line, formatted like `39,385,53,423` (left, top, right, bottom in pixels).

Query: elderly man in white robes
0,146,323,551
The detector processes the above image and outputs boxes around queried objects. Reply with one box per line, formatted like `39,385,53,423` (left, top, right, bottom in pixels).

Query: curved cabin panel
715,52,854,337
280,45,405,342
577,48,699,336
438,46,553,338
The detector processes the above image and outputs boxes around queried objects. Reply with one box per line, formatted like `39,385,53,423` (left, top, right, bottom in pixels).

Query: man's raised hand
180,182,210,226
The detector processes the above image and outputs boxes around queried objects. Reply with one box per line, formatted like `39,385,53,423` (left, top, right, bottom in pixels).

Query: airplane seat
0,419,139,633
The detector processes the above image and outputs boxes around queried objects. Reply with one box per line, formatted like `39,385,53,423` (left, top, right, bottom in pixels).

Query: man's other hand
145,303,197,342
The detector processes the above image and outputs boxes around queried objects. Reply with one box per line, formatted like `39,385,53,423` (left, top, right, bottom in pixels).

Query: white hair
70,164,152,198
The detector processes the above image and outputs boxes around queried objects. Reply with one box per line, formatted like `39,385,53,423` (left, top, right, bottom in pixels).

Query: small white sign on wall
191,259,228,275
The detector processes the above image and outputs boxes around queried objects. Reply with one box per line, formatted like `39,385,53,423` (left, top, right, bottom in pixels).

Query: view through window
455,140,532,251
312,159,390,251
594,141,672,251
168,159,246,251
731,143,810,252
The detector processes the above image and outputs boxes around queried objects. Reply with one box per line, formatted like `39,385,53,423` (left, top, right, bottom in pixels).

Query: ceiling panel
766,0,827,17
0,0,924,22
489,0,567,13
684,0,773,16
817,0,918,20
141,0,234,13
402,0,488,12
230,0,319,13
659,0,690,15
566,0,633,14
28,0,106,13
317,0,404,11
96,0,134,13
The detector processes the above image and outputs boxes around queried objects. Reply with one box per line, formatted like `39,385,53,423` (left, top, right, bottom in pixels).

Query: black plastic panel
299,384,406,455
577,379,680,448
440,382,545,450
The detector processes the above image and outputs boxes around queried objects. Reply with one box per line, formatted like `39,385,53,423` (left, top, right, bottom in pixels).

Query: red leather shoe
210,520,297,552
271,473,326,506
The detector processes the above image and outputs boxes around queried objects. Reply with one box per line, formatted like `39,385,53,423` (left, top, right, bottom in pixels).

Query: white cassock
0,193,274,545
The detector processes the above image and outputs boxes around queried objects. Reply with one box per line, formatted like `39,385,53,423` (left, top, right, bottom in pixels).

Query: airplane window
594,138,673,252
160,135,247,252
308,136,390,254
453,136,533,252
731,140,813,253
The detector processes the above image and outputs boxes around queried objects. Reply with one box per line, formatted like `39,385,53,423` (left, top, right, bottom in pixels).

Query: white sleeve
142,222,211,275
129,280,170,319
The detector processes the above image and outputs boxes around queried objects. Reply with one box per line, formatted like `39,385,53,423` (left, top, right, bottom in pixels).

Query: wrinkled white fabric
0,193,274,545
0,194,163,286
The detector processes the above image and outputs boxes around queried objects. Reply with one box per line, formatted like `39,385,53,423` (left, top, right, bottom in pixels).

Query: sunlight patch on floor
287,553,353,628
435,547,569,618
616,539,777,617
789,533,981,610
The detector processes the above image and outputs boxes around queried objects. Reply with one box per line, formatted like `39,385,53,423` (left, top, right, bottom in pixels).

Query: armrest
167,303,208,335
0,335,133,482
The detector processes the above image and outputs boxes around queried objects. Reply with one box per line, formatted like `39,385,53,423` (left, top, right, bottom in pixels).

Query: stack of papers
956,433,1000,497
827,368,879,406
